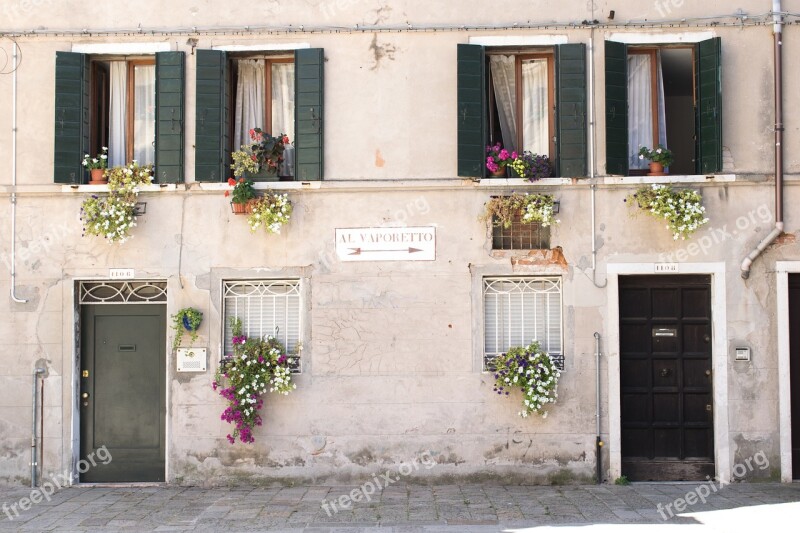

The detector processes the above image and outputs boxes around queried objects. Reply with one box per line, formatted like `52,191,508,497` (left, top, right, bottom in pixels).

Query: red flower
224,191,230,197
282,136,289,144
227,177,236,186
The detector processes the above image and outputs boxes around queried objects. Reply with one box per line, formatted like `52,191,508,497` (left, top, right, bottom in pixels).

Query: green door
80,304,166,482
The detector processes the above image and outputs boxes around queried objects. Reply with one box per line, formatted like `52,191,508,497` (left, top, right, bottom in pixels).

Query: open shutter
195,50,228,182
457,44,486,178
605,40,628,175
556,43,587,178
154,51,185,183
54,52,89,184
295,48,324,181
696,37,722,174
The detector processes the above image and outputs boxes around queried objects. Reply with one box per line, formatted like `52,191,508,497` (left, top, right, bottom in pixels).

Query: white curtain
628,53,667,169
108,61,127,167
234,59,266,149
521,58,549,155
489,55,517,153
132,64,155,165
271,62,295,177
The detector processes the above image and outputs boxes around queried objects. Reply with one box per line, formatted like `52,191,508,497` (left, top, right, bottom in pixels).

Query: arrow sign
336,227,436,262
348,247,423,255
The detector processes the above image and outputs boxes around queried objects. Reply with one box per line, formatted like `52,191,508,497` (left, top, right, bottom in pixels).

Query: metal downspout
10,41,27,303
31,368,44,487
741,1,784,279
594,332,603,484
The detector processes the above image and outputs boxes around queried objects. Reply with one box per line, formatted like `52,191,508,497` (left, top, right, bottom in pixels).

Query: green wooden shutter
696,37,722,174
605,40,628,176
556,43,587,178
295,48,324,181
457,44,486,178
154,51,185,183
195,49,228,182
53,52,89,184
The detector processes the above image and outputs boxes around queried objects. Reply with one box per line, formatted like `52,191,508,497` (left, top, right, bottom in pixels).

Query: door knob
661,368,671,377
705,369,712,376
81,392,90,399
704,335,711,343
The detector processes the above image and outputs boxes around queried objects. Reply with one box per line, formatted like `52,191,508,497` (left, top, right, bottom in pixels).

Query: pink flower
499,149,510,160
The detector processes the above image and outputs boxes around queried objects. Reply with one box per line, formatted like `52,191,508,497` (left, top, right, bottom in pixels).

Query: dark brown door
80,304,166,482
619,275,714,481
789,275,800,479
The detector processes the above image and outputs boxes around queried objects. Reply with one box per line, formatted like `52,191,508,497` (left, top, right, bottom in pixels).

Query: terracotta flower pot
647,162,666,176
89,168,107,185
231,199,259,214
489,167,507,178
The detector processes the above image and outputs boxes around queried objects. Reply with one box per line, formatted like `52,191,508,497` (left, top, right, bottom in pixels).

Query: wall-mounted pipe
594,332,603,484
31,368,45,487
741,0,784,278
10,41,27,303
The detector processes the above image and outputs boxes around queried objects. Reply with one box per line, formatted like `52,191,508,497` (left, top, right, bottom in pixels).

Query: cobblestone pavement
0,482,798,532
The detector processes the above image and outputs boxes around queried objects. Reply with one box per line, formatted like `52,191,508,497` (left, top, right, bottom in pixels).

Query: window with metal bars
492,214,551,250
483,277,564,371
222,280,301,371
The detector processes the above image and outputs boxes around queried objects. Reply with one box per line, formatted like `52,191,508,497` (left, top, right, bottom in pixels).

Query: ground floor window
483,277,563,370
223,280,301,369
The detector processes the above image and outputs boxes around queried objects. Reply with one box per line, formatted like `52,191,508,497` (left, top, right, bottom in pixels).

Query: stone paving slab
0,483,798,532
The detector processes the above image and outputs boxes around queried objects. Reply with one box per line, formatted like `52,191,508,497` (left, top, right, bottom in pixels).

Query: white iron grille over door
222,280,300,358
79,281,167,304
483,277,563,369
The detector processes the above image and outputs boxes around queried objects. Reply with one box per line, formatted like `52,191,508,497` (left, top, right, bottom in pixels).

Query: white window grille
483,277,564,370
222,280,301,370
79,281,167,304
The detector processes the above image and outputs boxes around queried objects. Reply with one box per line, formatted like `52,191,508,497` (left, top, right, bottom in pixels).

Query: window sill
60,184,180,193
191,181,321,191
477,177,573,187
604,174,736,185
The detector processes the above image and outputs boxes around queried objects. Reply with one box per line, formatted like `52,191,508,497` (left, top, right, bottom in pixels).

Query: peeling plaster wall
0,0,799,485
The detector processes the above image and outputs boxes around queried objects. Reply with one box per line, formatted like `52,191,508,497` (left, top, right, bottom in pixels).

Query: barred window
483,277,563,370
492,214,551,250
223,280,301,369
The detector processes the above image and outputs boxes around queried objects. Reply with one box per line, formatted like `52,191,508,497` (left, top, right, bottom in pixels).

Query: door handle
82,392,90,399
660,368,671,377
705,369,712,377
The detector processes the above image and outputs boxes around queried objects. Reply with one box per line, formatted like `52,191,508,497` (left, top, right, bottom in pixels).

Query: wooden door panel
80,304,166,482
788,276,800,479
620,275,713,481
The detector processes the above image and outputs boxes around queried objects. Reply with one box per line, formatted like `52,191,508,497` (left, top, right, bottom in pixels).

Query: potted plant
490,340,561,418
481,192,559,229
80,162,153,243
82,147,109,184
225,177,257,214
247,191,293,234
231,128,289,181
638,145,674,176
625,183,709,240
213,317,297,444
486,143,516,178
171,307,203,352
509,151,552,182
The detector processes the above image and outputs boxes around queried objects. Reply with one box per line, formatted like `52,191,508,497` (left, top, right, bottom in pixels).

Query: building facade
1,0,799,486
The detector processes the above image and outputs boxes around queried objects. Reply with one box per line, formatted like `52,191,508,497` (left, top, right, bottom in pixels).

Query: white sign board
109,268,135,279
336,227,436,262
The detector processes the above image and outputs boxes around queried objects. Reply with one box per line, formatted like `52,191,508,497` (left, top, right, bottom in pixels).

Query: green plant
171,307,203,352
82,147,108,170
231,128,289,177
625,184,709,240
638,144,674,166
80,162,153,243
225,177,256,204
247,191,293,234
486,143,515,173
213,317,298,444
614,475,631,485
491,340,561,418
481,193,559,229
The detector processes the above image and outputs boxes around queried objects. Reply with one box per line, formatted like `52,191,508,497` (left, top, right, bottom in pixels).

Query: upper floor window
54,50,185,184
605,38,722,176
90,58,156,167
195,48,324,183
458,43,587,179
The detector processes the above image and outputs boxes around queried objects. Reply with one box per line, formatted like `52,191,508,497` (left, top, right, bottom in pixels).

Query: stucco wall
0,0,798,486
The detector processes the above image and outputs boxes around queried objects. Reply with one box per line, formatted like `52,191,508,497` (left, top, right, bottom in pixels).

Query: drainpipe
31,368,45,487
741,0,784,279
588,26,606,288
10,41,27,303
594,332,603,484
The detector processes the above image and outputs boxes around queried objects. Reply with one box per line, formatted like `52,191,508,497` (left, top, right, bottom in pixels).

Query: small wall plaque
177,348,207,372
